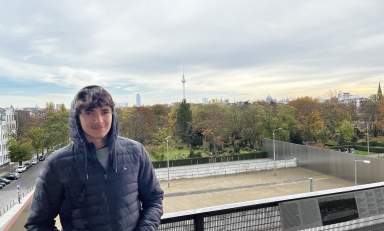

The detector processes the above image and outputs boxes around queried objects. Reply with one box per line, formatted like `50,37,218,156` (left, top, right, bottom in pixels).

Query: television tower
181,66,186,100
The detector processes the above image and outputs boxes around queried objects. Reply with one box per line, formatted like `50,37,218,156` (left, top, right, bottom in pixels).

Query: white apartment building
0,107,17,166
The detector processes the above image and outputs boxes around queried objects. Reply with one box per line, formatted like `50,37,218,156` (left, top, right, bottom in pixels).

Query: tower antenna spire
181,61,186,100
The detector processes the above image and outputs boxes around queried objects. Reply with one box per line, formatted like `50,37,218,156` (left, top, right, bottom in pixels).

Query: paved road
0,161,44,216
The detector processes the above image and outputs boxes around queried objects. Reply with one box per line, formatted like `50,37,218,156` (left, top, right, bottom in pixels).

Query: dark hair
74,85,115,115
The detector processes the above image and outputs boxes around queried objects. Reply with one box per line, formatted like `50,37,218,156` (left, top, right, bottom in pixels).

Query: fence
155,159,296,181
0,185,35,217
153,152,267,169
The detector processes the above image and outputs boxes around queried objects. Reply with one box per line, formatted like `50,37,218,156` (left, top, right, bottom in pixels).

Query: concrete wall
264,139,380,185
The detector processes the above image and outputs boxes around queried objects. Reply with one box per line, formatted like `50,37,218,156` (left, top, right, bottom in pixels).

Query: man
25,85,164,231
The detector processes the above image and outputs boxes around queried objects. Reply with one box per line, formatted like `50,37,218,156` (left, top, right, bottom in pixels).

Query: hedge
152,151,268,169
329,144,384,153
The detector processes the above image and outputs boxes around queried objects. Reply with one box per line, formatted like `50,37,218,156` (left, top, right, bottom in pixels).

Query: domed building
266,94,273,102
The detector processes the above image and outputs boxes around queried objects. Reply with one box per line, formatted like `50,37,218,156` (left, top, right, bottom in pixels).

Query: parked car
16,165,27,173
25,162,31,169
0,182,6,188
0,184,3,189
4,172,20,180
0,177,11,184
38,155,46,161
31,159,38,165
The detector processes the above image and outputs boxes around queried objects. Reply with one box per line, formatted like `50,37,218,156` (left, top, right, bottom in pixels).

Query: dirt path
160,167,354,213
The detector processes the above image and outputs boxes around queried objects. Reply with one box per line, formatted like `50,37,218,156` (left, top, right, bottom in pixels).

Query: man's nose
94,113,104,123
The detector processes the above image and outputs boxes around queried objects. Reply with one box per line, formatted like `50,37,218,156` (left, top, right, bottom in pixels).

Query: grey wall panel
263,139,382,185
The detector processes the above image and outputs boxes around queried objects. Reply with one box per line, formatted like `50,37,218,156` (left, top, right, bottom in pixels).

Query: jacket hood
69,95,119,178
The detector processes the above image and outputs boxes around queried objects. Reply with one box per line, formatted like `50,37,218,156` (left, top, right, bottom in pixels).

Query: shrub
234,145,240,153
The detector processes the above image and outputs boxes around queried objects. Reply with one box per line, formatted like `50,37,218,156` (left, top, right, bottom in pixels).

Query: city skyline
0,1,383,108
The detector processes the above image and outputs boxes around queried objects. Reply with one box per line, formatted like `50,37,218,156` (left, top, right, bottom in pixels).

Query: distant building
56,104,62,110
136,94,141,107
338,93,362,107
266,94,275,102
0,108,17,166
202,97,208,104
116,102,129,108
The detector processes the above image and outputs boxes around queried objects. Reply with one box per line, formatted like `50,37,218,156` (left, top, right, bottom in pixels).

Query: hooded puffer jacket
25,101,164,231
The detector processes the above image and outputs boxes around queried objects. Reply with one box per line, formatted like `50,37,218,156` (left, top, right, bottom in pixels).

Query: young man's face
79,105,113,146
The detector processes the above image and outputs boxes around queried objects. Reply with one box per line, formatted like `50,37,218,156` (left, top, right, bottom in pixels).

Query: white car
16,165,27,173
31,159,38,165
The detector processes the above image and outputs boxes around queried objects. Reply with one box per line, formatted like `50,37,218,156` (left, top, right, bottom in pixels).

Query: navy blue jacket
25,104,163,230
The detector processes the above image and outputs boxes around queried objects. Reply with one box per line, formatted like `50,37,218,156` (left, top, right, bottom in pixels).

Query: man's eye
85,112,93,115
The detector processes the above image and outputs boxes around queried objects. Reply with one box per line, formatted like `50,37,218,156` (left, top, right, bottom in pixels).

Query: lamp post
166,139,170,188
273,128,282,176
367,124,369,156
355,160,370,186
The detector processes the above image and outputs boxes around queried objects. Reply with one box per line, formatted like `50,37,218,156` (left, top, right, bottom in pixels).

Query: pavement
0,162,40,231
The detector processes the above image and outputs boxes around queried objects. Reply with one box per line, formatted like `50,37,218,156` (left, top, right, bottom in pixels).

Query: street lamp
367,124,370,156
355,160,370,186
166,138,170,188
273,128,282,176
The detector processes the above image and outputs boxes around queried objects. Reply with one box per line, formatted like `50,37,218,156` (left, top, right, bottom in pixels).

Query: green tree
315,128,331,147
338,131,345,145
340,120,354,142
28,126,45,159
46,101,55,110
151,127,172,160
184,123,203,153
42,106,70,154
275,104,297,142
8,138,31,165
239,103,264,150
175,99,192,142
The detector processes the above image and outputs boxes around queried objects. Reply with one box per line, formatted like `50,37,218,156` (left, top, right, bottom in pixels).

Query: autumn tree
120,107,157,144
288,97,323,141
321,101,351,138
193,103,230,154
239,103,264,150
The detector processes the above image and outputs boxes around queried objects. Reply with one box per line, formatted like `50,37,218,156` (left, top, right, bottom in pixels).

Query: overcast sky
1,0,383,108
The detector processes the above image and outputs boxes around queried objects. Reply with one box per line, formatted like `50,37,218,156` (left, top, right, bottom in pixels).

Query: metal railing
0,185,35,217
159,182,384,231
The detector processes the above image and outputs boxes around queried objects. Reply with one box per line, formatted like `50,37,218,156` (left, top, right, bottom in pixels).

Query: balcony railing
159,182,384,231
